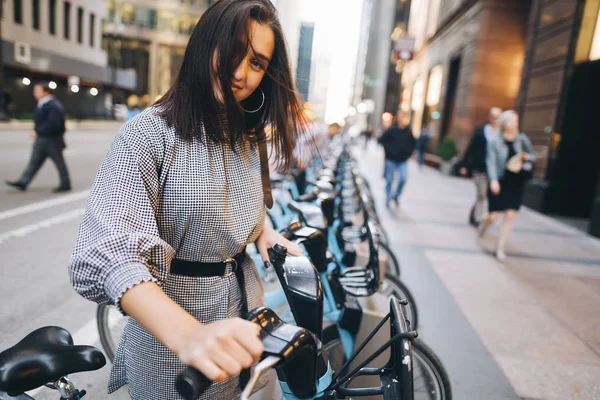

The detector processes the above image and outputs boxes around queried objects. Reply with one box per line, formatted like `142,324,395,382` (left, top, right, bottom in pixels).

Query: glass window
32,0,40,30
178,15,194,35
119,3,136,25
149,10,158,29
590,10,600,61
49,0,56,34
136,7,157,29
13,0,23,24
64,1,71,40
158,10,176,32
90,14,96,47
426,65,443,106
107,0,116,23
77,7,84,44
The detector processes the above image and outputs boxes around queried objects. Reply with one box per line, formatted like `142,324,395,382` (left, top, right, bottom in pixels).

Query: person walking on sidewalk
416,124,431,168
6,83,71,192
378,109,416,207
460,107,501,226
478,110,535,261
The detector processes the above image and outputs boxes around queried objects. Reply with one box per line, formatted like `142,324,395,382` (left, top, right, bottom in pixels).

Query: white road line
0,190,89,221
0,209,85,245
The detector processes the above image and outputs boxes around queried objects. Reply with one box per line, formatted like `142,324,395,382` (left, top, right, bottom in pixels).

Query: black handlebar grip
176,367,212,400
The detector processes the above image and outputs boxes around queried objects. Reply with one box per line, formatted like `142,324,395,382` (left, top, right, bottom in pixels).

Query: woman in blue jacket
478,110,535,261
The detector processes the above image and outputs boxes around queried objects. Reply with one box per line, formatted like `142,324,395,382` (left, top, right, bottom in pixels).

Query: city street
0,125,129,399
1,127,599,399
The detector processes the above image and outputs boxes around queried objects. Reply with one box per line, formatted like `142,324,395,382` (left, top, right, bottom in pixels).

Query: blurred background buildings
1,0,600,236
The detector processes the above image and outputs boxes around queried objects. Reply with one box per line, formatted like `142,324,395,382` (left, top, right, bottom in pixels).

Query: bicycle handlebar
175,306,322,400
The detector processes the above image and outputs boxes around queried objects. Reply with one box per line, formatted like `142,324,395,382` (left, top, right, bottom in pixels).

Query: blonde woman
478,110,535,261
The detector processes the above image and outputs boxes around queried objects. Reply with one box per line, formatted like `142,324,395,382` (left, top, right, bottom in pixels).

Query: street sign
15,42,31,65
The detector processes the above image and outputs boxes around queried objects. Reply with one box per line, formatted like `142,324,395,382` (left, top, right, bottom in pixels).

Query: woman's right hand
490,180,501,195
176,318,264,382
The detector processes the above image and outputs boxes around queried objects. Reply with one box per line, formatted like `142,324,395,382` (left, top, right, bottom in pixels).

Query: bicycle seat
0,327,106,396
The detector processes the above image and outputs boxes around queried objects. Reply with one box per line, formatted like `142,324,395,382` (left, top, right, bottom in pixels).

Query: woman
478,110,535,261
69,1,305,398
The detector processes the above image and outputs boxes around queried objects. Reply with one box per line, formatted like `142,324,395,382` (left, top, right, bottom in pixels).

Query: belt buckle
223,257,238,278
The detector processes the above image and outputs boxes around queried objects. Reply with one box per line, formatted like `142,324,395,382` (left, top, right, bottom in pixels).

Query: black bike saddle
0,326,106,396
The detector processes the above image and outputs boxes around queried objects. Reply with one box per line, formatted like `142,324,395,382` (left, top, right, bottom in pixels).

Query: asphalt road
1,128,129,399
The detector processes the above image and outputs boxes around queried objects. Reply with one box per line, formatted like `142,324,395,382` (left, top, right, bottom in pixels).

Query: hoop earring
240,88,265,114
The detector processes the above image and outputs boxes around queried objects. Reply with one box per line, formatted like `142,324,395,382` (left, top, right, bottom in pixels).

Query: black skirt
488,170,525,212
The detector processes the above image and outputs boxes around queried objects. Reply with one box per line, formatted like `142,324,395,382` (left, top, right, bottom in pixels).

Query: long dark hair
155,0,305,170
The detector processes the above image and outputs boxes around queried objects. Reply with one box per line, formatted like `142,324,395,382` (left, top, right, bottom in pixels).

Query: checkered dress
69,108,266,399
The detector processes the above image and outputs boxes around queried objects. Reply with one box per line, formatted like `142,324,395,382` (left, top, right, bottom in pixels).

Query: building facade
1,0,135,118
400,0,600,236
103,0,209,106
400,0,531,147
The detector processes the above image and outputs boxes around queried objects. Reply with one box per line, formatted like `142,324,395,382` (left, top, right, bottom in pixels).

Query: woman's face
231,20,275,102
502,114,519,133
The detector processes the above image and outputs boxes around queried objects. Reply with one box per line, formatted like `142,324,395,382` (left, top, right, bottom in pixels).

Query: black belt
170,250,248,316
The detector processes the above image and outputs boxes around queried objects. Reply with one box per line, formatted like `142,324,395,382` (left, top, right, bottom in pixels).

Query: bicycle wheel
379,241,400,277
97,304,128,362
380,272,418,330
371,220,390,246
412,339,452,400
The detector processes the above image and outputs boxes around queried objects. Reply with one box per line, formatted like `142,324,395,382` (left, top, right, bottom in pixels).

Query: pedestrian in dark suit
6,83,71,192
459,107,501,226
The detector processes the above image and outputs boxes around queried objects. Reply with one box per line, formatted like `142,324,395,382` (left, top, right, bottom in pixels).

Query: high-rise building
1,0,135,118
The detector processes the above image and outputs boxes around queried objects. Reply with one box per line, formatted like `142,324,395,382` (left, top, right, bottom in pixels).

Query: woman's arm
486,136,499,181
121,281,263,382
69,122,262,382
521,134,536,162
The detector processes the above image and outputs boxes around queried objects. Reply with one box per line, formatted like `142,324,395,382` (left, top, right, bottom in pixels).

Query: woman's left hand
256,224,303,262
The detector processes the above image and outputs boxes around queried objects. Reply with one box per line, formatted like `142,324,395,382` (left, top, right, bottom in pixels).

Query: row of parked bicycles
0,140,452,399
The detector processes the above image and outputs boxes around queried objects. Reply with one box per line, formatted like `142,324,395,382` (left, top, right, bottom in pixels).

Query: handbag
506,152,534,180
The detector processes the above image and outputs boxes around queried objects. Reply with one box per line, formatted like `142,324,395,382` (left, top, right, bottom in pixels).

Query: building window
119,3,136,25
426,65,443,107
32,0,41,30
590,10,600,61
77,7,84,43
136,7,157,29
49,0,57,34
90,14,96,47
14,0,23,24
64,1,71,39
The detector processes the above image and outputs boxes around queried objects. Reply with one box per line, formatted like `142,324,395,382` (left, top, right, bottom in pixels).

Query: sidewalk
355,144,600,400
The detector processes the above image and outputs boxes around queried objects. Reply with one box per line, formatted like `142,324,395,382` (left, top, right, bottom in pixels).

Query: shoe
469,206,477,227
6,180,26,191
393,197,399,206
53,185,72,193
495,249,507,262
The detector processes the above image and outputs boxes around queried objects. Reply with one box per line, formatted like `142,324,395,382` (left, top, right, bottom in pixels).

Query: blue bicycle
177,242,451,400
